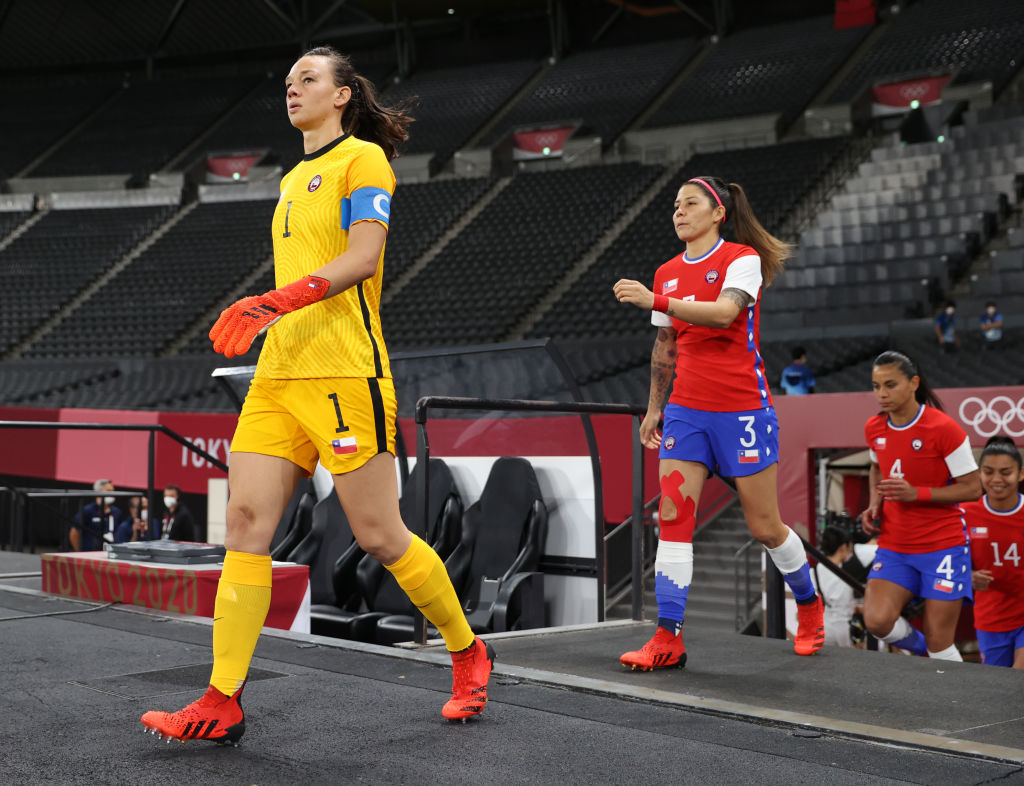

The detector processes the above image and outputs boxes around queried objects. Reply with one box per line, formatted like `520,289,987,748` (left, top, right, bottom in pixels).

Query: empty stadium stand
25,200,276,358
644,16,869,129
0,79,120,179
1,2,1024,414
29,76,260,179
382,162,662,348
829,0,1024,102
382,59,539,166
482,39,700,147
0,206,176,357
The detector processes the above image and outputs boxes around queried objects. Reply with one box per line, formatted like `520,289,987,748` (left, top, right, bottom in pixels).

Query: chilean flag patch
933,578,955,593
662,278,678,294
970,526,988,537
332,436,358,455
737,449,760,464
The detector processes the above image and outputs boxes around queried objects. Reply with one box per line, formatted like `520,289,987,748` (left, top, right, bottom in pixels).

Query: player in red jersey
963,436,1024,668
613,175,824,670
859,351,981,661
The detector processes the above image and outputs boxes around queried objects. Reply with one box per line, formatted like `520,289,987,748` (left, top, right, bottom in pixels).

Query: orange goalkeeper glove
209,275,330,358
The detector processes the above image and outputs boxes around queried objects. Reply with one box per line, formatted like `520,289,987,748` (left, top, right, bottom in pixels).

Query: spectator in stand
159,484,196,541
934,300,959,352
780,346,815,395
979,301,1003,349
811,525,859,648
70,478,131,551
962,436,1024,668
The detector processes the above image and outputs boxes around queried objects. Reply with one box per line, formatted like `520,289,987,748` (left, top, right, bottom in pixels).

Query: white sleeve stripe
868,449,878,464
720,255,762,300
945,437,978,477
651,311,672,327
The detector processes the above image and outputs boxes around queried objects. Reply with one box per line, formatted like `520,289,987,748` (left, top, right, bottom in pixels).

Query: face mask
987,307,996,315
945,307,954,315
103,496,115,505
140,510,148,521
164,496,177,510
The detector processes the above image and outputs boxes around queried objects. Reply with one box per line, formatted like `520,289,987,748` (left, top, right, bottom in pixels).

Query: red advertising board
872,74,951,116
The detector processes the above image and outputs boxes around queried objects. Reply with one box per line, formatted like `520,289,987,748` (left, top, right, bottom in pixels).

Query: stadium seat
372,456,548,642
310,458,463,640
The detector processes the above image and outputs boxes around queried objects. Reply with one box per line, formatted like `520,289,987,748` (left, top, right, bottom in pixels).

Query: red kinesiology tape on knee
658,469,696,542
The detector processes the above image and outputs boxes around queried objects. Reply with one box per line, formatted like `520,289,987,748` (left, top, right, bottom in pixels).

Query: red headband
688,178,725,218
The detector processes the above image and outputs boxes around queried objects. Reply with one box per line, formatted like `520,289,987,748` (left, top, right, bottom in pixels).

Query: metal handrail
414,395,646,643
734,537,760,632
0,420,227,551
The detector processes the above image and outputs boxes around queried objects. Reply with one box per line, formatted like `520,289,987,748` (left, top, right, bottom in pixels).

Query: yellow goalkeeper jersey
256,133,395,380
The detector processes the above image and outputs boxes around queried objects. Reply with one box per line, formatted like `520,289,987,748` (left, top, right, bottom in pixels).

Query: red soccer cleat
620,626,687,671
442,636,495,722
140,683,246,746
794,595,825,656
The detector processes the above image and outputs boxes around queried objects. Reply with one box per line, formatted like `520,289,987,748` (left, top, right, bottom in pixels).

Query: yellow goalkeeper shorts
231,377,397,475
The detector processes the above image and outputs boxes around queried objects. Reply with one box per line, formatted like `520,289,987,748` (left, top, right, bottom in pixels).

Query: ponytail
872,350,944,411
728,182,792,287
685,175,792,286
303,46,413,161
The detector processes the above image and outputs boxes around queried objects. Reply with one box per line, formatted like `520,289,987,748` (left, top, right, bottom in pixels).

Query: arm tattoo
720,288,752,310
649,327,676,410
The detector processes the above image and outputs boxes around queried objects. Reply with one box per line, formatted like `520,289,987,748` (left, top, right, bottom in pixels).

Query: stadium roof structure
0,0,835,75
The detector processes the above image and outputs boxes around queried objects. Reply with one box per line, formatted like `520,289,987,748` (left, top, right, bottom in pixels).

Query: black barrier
763,532,867,641
0,421,227,552
413,395,647,644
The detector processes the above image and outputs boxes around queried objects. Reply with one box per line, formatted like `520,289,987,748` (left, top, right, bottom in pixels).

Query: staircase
607,498,762,635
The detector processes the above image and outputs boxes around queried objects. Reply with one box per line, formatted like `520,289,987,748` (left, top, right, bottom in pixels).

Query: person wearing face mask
979,301,1003,349
159,484,196,542
70,478,129,551
934,300,959,352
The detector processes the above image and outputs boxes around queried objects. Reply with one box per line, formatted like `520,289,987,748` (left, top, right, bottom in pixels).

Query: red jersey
651,239,770,412
865,405,977,554
963,495,1024,632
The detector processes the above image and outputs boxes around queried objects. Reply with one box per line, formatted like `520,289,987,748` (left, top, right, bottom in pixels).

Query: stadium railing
0,421,227,552
414,394,648,644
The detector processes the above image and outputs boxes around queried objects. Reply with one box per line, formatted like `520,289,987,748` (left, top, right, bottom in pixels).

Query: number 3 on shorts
737,415,756,448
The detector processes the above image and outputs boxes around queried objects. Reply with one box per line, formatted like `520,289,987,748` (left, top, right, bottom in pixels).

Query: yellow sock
209,550,272,696
385,534,474,652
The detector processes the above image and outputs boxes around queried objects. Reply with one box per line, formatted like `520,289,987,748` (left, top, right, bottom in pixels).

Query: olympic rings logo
958,396,1024,438
899,83,932,100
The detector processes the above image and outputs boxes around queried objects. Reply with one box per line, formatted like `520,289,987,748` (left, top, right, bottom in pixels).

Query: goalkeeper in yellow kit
140,46,494,745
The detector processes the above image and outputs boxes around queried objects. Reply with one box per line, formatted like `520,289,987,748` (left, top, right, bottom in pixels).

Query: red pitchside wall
4,384,1018,528
774,385,1024,539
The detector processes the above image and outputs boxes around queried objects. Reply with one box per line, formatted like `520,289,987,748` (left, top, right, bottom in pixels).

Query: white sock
880,617,913,644
655,540,693,587
765,528,806,574
927,644,962,661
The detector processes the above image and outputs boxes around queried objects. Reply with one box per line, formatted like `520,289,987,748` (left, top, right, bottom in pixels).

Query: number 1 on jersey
283,201,293,238
327,392,349,433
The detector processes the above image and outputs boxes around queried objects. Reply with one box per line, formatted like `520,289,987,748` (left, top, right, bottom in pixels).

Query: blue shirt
780,363,815,395
72,502,131,550
935,312,955,342
980,311,1003,342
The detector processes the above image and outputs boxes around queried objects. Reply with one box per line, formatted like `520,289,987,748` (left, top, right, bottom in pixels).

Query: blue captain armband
343,186,392,230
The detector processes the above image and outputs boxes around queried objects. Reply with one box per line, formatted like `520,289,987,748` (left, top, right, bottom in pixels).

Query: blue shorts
659,403,779,478
868,545,973,601
976,625,1024,667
